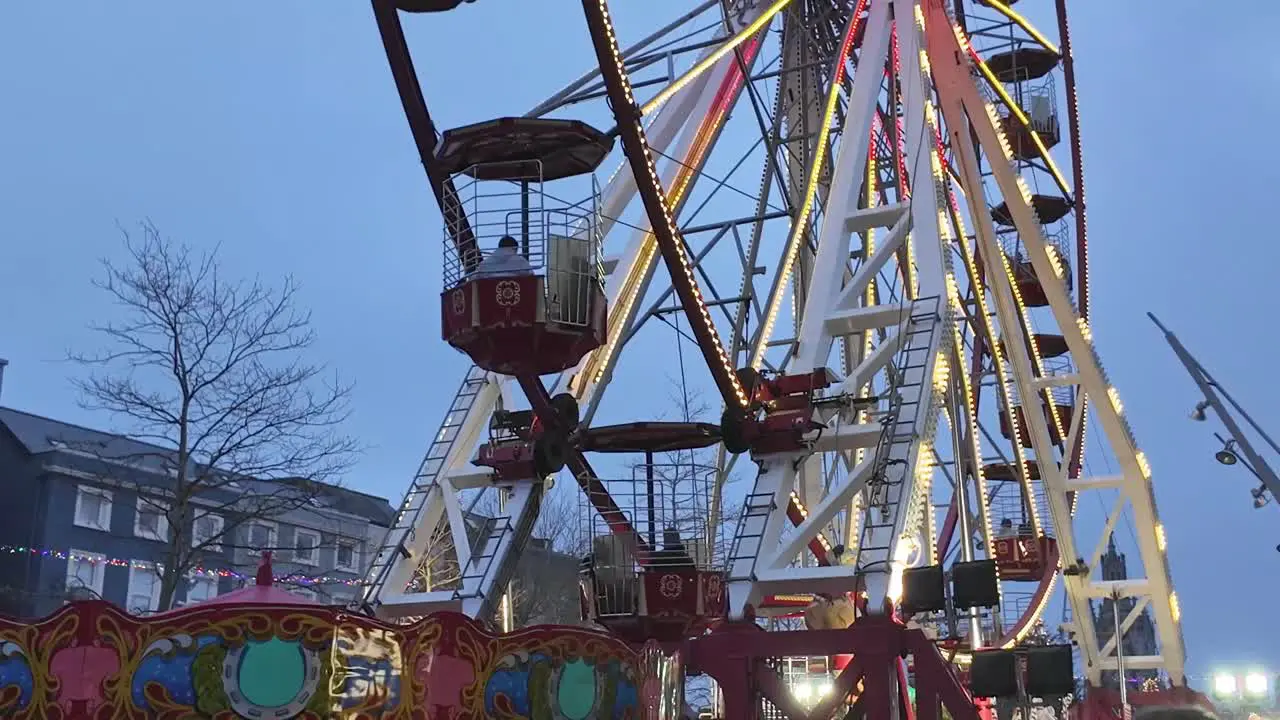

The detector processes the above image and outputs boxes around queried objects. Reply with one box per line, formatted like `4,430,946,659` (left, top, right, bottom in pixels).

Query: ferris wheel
358,0,1191,711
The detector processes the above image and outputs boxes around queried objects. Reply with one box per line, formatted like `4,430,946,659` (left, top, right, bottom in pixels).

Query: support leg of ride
687,616,981,720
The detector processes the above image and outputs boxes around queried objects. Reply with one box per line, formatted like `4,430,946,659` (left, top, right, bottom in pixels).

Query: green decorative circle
238,638,305,707
222,637,322,719
556,659,598,720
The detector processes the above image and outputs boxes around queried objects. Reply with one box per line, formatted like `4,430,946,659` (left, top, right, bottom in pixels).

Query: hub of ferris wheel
358,0,1213,716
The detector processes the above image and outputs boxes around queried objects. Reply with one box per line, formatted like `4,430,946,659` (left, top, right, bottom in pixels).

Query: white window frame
182,573,219,606
126,561,164,614
191,512,225,552
65,549,106,598
133,496,170,541
334,540,359,572
292,528,321,566
246,520,278,556
73,485,113,532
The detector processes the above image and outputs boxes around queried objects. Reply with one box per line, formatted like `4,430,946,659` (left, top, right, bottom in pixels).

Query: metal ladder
360,365,491,607
726,484,779,583
457,482,545,620
855,296,943,564
726,298,945,585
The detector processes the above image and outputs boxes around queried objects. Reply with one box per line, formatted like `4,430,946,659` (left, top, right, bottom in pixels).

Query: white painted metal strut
921,0,1186,685
720,1,1188,691
725,0,954,615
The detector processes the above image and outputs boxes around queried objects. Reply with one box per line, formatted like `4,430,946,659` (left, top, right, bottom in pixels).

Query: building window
73,486,112,532
184,575,219,605
126,562,164,614
134,497,170,541
293,529,320,566
335,541,358,572
65,550,106,598
246,521,277,555
291,586,319,602
192,513,225,552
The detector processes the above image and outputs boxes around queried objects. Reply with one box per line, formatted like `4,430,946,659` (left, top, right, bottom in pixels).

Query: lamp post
1149,313,1280,515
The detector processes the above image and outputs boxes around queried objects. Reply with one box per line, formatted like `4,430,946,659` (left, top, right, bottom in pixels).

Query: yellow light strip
574,42,750,395
969,54,1071,198
981,0,1060,55
640,0,794,116
589,0,749,409
748,4,864,370
944,254,994,559
948,193,1042,538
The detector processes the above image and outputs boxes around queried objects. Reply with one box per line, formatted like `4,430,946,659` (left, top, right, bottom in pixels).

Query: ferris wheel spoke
573,48,760,420
581,0,751,413
526,0,722,118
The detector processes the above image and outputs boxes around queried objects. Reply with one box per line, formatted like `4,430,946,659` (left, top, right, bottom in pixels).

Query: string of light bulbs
2,544,366,587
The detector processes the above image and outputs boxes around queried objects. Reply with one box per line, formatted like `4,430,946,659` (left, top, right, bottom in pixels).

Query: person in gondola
655,527,695,569
474,235,532,277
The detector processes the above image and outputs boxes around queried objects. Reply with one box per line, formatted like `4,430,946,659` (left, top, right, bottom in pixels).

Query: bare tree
70,221,359,610
410,515,464,593
502,488,588,627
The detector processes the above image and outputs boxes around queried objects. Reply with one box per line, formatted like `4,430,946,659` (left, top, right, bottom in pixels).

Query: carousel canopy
173,552,321,610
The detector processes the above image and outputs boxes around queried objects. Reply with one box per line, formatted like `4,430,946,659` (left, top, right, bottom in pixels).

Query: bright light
816,681,833,697
1245,673,1269,697
793,682,812,701
1214,673,1238,695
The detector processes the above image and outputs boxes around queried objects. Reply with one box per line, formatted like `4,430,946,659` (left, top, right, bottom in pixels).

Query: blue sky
1,1,1277,682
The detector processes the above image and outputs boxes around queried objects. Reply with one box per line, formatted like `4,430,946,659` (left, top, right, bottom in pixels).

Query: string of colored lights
7,544,365,587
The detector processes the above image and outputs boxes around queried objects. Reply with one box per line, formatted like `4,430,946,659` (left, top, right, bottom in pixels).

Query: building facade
0,406,394,619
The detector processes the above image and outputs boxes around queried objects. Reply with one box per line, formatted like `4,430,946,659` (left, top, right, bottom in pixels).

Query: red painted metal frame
518,374,649,552
687,616,982,720
370,0,479,268
1053,0,1090,480
576,0,746,415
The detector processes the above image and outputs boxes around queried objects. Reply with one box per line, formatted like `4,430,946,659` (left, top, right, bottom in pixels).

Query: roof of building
0,406,395,526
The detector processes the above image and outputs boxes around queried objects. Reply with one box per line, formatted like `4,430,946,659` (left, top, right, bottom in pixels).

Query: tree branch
68,221,362,609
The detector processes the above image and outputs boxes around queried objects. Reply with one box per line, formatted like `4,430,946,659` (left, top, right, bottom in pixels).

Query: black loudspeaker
951,559,1000,609
970,650,1019,698
900,564,946,615
1025,645,1075,697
